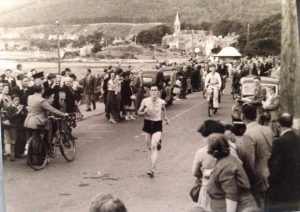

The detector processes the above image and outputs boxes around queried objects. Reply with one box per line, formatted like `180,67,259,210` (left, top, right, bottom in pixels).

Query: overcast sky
0,0,35,12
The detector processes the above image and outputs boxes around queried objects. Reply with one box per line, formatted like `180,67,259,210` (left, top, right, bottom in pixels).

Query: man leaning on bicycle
204,64,222,113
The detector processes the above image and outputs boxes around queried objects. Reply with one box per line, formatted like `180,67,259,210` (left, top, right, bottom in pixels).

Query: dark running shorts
142,119,163,135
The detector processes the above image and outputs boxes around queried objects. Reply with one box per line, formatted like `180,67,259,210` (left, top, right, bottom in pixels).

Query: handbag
130,94,136,100
173,87,180,95
189,178,202,202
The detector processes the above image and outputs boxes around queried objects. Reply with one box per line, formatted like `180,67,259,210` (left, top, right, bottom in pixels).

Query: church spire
174,11,181,35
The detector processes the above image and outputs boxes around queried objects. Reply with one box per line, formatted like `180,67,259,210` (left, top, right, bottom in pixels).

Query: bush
120,53,135,59
137,24,172,44
63,51,79,59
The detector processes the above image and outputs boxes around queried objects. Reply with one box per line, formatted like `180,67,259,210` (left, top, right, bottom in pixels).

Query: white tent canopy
216,46,242,57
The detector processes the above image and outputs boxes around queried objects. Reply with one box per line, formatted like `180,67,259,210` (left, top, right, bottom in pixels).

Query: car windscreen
242,83,255,97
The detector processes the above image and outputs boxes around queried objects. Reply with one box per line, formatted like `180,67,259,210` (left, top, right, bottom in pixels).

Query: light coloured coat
24,93,65,129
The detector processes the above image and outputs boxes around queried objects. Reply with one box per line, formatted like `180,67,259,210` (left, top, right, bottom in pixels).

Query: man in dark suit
251,76,267,124
43,73,56,90
217,62,229,93
11,74,33,157
12,74,33,106
267,113,300,212
83,69,96,111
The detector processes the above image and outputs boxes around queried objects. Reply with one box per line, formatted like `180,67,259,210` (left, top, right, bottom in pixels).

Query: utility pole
280,0,300,130
246,23,250,45
239,0,242,21
56,20,61,74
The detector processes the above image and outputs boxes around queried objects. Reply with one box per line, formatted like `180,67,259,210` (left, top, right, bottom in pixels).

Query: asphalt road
3,89,234,212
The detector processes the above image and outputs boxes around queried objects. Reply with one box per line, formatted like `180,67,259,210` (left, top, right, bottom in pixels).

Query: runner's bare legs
145,133,151,151
138,85,168,177
150,132,161,171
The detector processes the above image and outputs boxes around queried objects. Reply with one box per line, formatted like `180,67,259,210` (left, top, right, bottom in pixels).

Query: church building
162,12,239,56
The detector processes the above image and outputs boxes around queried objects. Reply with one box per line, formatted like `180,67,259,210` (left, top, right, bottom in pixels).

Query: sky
0,0,34,12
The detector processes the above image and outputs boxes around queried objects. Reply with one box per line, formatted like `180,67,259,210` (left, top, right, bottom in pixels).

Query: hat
31,69,44,79
47,73,56,80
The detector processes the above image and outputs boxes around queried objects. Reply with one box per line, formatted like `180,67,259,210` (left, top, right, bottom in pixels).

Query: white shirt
205,72,222,88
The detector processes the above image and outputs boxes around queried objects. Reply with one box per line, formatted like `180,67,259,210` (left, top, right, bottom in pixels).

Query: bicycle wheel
59,132,76,162
27,136,48,171
208,99,213,117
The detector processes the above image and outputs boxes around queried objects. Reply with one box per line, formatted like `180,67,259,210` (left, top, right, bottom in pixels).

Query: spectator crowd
2,54,292,212
192,108,300,212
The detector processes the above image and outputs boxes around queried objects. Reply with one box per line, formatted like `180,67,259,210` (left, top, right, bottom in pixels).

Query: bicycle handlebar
48,116,62,120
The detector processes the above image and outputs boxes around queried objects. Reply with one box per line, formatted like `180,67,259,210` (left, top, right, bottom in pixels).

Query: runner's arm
137,99,146,116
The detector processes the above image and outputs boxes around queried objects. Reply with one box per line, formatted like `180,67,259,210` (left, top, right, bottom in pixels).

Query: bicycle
27,116,76,171
208,87,216,117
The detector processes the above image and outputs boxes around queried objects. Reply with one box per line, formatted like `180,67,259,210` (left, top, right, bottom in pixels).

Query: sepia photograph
0,0,299,211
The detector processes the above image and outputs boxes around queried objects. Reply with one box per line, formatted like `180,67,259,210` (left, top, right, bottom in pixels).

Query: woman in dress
1,84,13,159
207,134,257,212
61,77,78,139
192,120,225,211
122,73,136,120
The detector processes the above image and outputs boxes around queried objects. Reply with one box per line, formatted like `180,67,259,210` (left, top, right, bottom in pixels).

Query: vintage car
135,67,180,109
231,75,279,135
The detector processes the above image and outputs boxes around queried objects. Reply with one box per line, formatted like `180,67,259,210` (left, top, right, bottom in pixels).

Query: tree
87,31,104,53
136,25,172,44
211,20,244,36
237,14,281,56
280,0,300,127
72,35,87,48
211,46,222,54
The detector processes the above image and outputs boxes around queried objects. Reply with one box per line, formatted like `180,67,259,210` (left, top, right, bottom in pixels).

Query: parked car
231,75,279,135
135,67,181,109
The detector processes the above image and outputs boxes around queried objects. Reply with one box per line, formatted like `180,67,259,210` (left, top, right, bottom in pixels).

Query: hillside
0,23,162,40
0,0,281,27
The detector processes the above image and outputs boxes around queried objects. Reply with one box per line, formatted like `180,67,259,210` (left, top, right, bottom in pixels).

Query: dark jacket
122,79,135,106
217,64,229,78
83,74,96,95
61,86,77,113
156,71,164,90
268,130,300,206
12,86,34,106
7,105,26,129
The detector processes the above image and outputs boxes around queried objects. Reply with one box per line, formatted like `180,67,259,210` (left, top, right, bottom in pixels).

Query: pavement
3,87,235,212
78,102,105,120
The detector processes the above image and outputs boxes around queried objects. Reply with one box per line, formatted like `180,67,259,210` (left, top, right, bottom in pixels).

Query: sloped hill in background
0,23,162,40
0,0,281,27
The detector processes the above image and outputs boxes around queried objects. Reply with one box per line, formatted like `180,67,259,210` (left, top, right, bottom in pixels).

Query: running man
138,85,169,177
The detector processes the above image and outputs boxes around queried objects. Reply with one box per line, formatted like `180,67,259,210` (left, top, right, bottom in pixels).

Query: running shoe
157,140,162,151
147,170,154,178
